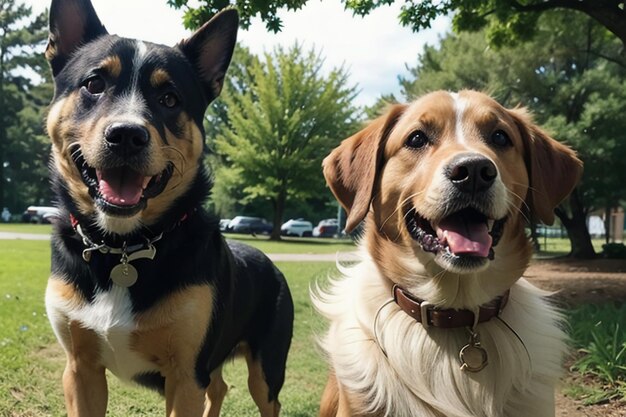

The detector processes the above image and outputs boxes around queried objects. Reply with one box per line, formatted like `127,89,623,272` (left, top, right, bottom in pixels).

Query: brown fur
317,90,583,417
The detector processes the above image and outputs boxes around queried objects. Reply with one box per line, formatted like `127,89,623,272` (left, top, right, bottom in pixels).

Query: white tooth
487,219,495,231
142,176,152,189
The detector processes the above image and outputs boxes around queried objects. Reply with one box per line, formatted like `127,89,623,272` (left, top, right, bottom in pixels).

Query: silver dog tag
108,244,155,287
110,262,138,287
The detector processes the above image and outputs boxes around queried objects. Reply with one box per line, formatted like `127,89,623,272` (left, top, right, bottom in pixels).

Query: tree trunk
0,44,5,210
555,188,596,259
604,206,611,245
269,190,287,241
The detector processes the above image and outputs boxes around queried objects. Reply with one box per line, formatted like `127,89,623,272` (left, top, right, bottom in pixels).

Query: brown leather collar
393,285,509,329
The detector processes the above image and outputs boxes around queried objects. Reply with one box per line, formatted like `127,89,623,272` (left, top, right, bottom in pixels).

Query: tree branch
580,49,626,68
510,0,590,14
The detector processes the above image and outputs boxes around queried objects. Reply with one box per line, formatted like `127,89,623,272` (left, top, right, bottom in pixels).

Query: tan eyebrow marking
150,69,171,87
99,56,122,78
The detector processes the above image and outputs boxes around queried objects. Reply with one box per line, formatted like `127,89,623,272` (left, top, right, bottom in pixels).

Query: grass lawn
535,236,606,256
0,224,52,235
1,229,621,415
223,233,356,254
1,224,611,257
0,239,334,416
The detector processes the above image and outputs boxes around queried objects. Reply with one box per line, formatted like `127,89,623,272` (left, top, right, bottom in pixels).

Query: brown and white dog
314,90,582,417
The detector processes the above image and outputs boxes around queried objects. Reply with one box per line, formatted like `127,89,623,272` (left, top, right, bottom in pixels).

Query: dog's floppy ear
511,108,583,225
46,0,108,76
323,104,407,233
178,9,239,103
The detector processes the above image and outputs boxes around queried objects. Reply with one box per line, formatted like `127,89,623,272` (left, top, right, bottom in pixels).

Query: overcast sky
29,0,449,107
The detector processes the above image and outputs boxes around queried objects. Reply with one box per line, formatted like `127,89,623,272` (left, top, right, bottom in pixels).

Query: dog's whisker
379,191,424,232
388,197,426,241
505,194,531,225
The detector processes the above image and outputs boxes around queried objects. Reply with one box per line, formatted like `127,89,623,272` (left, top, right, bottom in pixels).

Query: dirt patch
526,257,626,417
526,258,626,306
556,391,626,417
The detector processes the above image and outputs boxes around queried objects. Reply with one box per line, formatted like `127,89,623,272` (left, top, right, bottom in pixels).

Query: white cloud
30,0,449,106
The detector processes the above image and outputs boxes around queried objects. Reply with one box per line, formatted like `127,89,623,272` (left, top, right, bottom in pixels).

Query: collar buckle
419,301,435,328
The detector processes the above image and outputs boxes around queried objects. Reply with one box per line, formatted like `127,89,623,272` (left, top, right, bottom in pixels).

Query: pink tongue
436,217,492,258
97,168,145,206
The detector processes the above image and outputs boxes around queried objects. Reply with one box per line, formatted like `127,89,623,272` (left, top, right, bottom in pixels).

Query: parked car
281,219,313,237
226,216,273,235
313,218,339,237
22,206,60,224
219,219,231,231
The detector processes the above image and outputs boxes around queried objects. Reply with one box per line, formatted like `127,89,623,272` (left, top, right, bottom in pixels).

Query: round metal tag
459,344,488,373
110,263,138,287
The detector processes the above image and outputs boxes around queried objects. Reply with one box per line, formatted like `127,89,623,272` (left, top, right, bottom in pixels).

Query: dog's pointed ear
178,9,239,103
323,104,407,233
511,108,583,225
46,0,108,76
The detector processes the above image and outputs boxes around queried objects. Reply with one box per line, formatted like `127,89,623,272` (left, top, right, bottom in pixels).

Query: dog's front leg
61,324,108,417
165,375,206,417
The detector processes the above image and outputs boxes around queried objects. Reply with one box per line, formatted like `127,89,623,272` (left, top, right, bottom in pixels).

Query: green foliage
212,44,358,236
169,0,626,52
567,304,626,403
0,1,51,213
168,0,308,32
602,243,626,259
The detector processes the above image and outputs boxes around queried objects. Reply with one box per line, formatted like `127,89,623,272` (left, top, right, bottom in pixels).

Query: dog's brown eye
405,130,429,149
160,92,180,109
84,76,105,95
491,130,512,148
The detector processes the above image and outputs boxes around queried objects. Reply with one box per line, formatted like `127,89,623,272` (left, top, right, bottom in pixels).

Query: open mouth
71,147,173,217
405,207,506,268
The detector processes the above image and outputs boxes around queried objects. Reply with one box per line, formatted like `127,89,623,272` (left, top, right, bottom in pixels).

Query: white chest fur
47,285,157,381
313,257,567,417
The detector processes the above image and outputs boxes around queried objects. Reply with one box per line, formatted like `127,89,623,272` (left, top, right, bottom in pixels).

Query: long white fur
312,249,567,417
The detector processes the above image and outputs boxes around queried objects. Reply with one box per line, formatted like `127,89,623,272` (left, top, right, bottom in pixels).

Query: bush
602,243,626,259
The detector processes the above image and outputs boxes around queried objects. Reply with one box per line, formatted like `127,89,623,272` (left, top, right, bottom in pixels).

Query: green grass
565,303,626,405
0,224,356,254
535,237,606,256
1,234,624,414
0,224,52,235
0,239,334,416
223,233,356,254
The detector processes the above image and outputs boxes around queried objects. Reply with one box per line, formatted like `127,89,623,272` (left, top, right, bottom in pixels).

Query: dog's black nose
104,123,150,155
446,154,497,194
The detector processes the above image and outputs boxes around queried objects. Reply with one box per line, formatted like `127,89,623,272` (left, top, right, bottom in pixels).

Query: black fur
45,0,293,410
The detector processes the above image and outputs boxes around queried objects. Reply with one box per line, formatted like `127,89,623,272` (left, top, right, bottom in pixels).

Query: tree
396,11,626,258
213,44,358,239
0,1,49,212
169,0,626,53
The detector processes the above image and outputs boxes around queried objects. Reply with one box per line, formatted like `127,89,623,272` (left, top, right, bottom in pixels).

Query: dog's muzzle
70,143,173,217
405,154,507,270
406,208,506,260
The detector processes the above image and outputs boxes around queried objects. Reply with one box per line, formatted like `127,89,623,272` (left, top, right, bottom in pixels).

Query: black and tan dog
44,1,293,416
